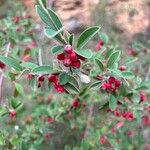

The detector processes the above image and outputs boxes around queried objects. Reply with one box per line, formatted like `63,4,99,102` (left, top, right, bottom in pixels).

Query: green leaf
36,5,54,29
109,94,117,110
51,45,64,54
105,48,114,59
0,56,22,71
75,49,93,59
95,59,104,72
21,62,38,69
47,8,63,30
0,132,5,145
0,107,8,117
44,27,64,39
107,51,120,69
59,73,70,85
15,83,24,95
32,65,53,75
122,71,134,79
68,34,74,46
77,26,100,49
68,75,79,88
64,83,79,94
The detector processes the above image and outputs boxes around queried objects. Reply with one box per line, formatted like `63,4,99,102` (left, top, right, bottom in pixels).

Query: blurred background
0,0,150,149
0,0,150,47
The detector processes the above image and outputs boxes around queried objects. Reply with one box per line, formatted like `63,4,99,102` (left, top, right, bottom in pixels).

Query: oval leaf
107,51,120,69
21,62,38,69
32,65,53,75
0,56,22,71
95,59,104,72
77,26,100,49
75,49,93,59
51,45,64,54
109,94,117,110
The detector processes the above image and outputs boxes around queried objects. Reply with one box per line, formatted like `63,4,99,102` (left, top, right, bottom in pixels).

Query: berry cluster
48,74,65,93
57,45,85,68
101,77,121,92
109,109,134,121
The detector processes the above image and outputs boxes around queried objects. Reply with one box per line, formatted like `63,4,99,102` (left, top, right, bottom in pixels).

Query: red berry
72,99,80,108
127,48,137,56
54,84,65,93
119,65,126,71
0,61,6,69
140,91,148,102
69,51,77,60
108,77,116,84
38,75,45,82
100,136,107,145
47,117,55,123
96,40,104,51
57,53,65,61
9,111,16,119
102,83,112,90
64,45,73,54
63,57,71,67
114,80,121,88
12,16,20,23
71,60,81,68
44,133,51,140
27,73,34,80
48,74,58,84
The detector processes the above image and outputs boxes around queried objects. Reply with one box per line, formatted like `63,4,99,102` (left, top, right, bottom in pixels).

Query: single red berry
71,60,81,68
63,57,71,67
72,99,80,108
57,53,65,61
38,75,45,82
99,136,107,145
127,48,137,56
102,83,112,90
115,80,121,88
69,51,77,60
47,117,55,123
0,61,6,69
12,16,20,23
96,40,104,51
54,84,65,93
108,77,116,84
9,111,16,119
44,133,51,140
140,91,148,102
48,74,58,84
27,73,34,80
119,65,126,71
64,45,73,54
